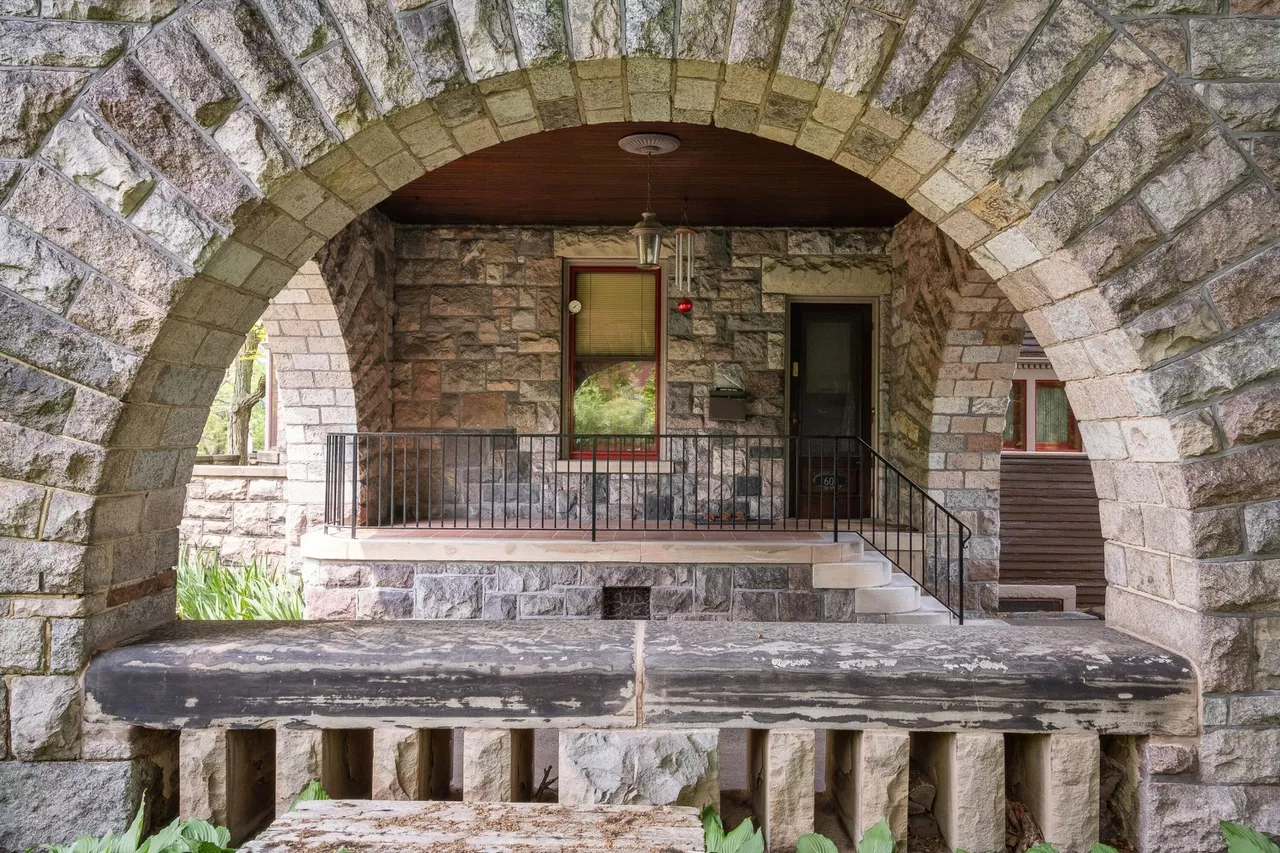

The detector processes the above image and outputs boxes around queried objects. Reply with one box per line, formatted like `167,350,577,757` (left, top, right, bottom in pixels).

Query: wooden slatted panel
999,455,1106,610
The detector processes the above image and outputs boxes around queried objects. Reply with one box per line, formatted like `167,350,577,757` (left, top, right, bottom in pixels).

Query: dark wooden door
788,303,874,520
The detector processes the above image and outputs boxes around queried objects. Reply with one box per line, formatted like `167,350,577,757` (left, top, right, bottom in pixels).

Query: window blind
575,270,656,357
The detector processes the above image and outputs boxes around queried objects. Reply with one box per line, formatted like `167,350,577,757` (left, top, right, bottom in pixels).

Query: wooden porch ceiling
379,122,912,228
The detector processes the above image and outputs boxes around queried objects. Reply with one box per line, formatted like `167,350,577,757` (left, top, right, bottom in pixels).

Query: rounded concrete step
886,596,954,625
853,575,921,614
812,559,893,589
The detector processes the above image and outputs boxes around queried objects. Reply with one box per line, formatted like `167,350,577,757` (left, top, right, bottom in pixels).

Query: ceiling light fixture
619,133,680,269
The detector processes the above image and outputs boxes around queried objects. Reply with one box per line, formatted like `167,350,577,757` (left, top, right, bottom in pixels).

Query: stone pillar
915,732,1005,853
826,729,909,846
1009,732,1100,853
748,728,815,853
463,728,534,802
558,729,719,808
372,728,452,800
179,728,228,824
275,727,323,815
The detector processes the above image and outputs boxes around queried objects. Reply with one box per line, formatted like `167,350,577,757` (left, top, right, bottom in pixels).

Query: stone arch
0,1,1277,846
261,210,395,561
887,212,1025,611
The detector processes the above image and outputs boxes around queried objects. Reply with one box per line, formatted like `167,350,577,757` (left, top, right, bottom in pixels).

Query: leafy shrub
176,545,303,621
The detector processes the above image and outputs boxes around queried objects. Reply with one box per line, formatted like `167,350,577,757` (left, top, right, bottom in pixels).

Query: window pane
1036,382,1079,450
573,360,657,440
575,271,656,356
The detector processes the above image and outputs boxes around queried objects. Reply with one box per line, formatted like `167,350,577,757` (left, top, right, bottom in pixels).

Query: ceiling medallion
618,133,681,155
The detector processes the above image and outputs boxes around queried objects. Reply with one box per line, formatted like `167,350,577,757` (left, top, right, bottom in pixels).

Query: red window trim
1003,379,1026,451
1033,379,1082,452
566,265,662,459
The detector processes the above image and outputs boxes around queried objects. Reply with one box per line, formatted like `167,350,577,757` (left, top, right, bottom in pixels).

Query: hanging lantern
630,211,666,270
618,133,680,270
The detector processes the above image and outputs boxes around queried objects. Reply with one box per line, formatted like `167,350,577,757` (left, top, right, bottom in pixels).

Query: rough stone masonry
0,0,1277,849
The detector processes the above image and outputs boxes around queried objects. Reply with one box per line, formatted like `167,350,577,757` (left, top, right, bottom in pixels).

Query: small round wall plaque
568,300,582,314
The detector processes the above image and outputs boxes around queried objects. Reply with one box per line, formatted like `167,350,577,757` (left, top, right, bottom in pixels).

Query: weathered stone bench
84,620,1197,851
240,801,704,853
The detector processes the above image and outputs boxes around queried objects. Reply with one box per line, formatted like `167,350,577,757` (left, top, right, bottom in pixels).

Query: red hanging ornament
677,297,693,313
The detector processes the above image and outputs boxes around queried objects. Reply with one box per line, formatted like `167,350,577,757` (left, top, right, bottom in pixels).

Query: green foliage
35,796,232,853
176,545,303,621
289,780,331,812
701,806,765,853
572,361,656,437
858,819,897,853
796,833,839,853
1223,821,1280,853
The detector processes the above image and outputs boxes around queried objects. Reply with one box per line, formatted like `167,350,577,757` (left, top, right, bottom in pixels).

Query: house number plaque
812,472,848,490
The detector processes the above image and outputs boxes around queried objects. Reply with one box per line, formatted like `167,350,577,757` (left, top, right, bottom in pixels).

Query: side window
1003,380,1027,451
1034,380,1082,452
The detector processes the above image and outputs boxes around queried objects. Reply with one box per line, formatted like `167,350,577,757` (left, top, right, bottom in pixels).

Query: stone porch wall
178,465,288,564
304,558,897,623
390,224,893,435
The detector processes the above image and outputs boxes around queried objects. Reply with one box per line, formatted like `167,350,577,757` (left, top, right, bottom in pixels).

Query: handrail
323,431,970,621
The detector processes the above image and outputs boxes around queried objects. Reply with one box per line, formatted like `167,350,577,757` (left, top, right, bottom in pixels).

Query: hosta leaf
1222,821,1280,853
720,817,763,853
702,807,727,852
1025,845,1059,853
289,780,330,811
1091,844,1121,853
138,820,183,853
857,819,896,853
796,833,838,853
191,842,232,853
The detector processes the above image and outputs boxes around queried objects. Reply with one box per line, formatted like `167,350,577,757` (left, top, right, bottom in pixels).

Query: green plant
176,545,303,621
1223,822,1280,853
289,780,330,811
796,833,839,853
858,819,896,853
35,795,232,853
701,806,764,853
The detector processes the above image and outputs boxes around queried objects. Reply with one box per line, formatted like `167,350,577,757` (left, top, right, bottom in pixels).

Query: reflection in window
1035,381,1081,451
1003,380,1026,451
570,269,659,455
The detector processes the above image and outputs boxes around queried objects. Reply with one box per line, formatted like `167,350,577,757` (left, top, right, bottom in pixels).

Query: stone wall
887,213,1023,610
389,225,892,435
178,465,288,563
304,558,899,623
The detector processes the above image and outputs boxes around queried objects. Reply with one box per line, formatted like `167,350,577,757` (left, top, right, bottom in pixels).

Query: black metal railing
323,432,970,620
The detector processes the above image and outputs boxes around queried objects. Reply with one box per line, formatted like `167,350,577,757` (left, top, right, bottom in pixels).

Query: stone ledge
85,621,1196,735
191,464,288,478
299,529,860,564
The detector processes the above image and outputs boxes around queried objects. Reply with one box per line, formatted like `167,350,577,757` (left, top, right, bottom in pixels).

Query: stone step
853,574,921,614
885,595,955,625
812,558,892,589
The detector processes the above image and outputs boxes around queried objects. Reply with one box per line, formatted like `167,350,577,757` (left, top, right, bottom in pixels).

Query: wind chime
673,207,695,313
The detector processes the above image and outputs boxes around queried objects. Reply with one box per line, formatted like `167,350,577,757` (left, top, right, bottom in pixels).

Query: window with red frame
1034,380,1082,451
1003,380,1026,451
567,267,660,457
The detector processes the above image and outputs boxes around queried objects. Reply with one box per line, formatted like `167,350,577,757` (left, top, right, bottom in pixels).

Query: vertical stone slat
179,728,228,824
914,732,1005,853
275,727,323,815
747,728,816,853
1008,732,1101,853
462,728,534,802
371,727,453,800
826,729,909,847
